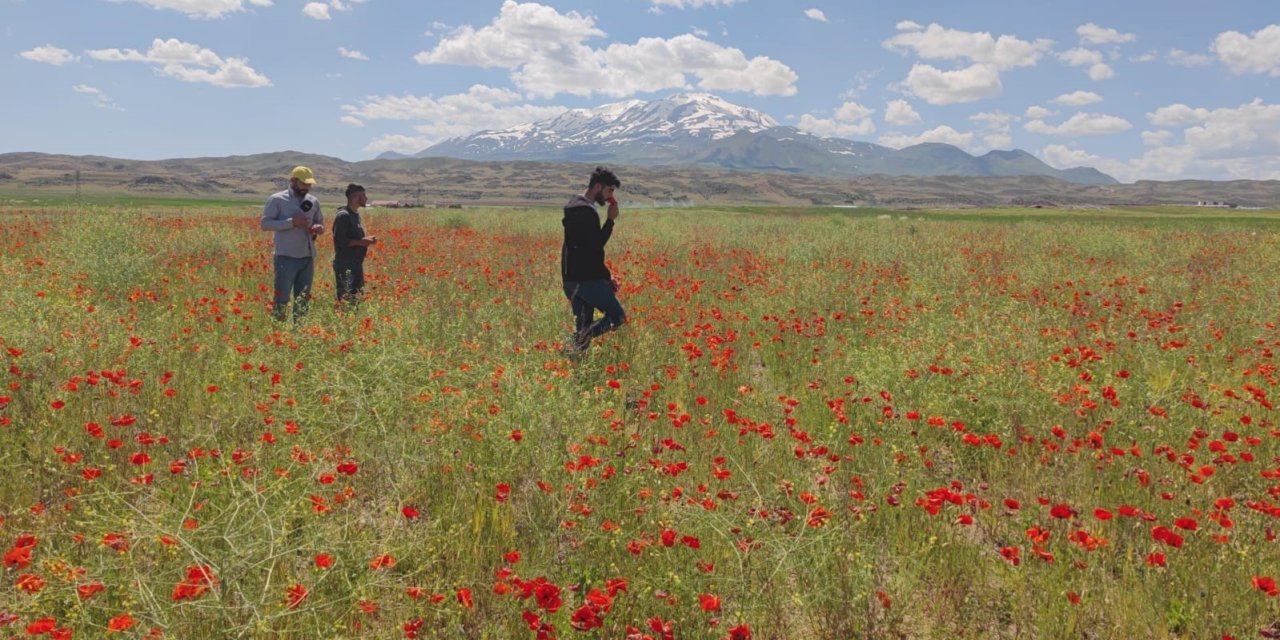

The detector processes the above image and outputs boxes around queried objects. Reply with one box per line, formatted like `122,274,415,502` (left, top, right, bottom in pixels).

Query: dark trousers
334,259,365,306
563,279,626,346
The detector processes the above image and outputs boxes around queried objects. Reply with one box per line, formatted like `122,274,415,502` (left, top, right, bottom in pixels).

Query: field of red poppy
1,202,1279,639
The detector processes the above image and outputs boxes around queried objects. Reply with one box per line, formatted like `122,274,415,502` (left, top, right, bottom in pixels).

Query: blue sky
4,0,1279,181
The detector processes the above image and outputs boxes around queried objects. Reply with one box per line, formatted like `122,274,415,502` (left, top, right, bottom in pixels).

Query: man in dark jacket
561,166,625,353
332,183,377,309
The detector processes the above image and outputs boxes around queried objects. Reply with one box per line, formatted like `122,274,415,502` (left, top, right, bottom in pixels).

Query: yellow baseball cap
291,166,317,185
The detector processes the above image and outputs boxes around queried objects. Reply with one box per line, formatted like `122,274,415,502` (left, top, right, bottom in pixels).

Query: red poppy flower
25,618,57,635
16,573,45,593
699,593,721,612
660,529,676,547
3,545,33,570
285,584,308,609
107,613,137,632
570,604,603,631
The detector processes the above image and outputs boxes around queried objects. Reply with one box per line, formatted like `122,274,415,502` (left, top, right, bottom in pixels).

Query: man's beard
594,192,607,205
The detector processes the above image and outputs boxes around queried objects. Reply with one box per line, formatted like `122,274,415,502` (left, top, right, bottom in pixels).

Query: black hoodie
561,194,614,282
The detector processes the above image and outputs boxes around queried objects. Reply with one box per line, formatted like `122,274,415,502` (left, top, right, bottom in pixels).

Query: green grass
1,201,1279,639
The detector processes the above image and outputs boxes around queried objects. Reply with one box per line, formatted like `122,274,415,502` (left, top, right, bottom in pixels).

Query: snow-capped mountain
420,93,779,162
390,93,1115,185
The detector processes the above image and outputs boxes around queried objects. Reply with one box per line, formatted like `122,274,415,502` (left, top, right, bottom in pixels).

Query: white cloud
1087,63,1114,80
1058,47,1114,79
1024,105,1052,119
415,1,796,99
1141,130,1172,146
363,133,435,155
970,111,1014,150
1041,144,1172,183
338,47,368,60
884,99,921,126
73,84,122,110
895,20,922,31
86,38,271,88
1182,98,1280,160
650,0,743,8
424,21,449,37
1212,24,1280,76
1051,90,1102,106
1147,104,1211,127
303,0,368,20
19,44,78,65
1058,48,1100,66
345,84,569,153
901,63,1002,105
302,2,329,19
1044,99,1280,181
115,0,273,19
804,9,827,23
340,115,363,127
843,69,879,97
883,23,1052,70
983,132,1012,149
1168,49,1212,67
1025,112,1131,136
878,125,974,150
797,101,875,138
1041,144,1109,170
1077,23,1135,45
970,111,1014,130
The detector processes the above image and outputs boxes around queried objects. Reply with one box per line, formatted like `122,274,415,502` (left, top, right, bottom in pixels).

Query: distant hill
394,93,1117,186
2,151,1277,209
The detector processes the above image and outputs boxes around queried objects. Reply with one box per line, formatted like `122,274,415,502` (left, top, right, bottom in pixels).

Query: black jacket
332,207,367,262
561,195,613,281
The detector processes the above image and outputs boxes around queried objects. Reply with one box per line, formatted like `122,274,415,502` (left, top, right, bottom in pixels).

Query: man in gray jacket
261,166,324,322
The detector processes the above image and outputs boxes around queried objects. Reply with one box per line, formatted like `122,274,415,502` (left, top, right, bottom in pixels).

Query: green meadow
2,202,1279,639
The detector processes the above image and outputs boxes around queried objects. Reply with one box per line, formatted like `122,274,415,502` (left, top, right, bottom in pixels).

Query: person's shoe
561,332,589,358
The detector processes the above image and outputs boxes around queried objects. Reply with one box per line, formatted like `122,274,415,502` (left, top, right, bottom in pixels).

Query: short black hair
588,166,620,190
345,183,365,198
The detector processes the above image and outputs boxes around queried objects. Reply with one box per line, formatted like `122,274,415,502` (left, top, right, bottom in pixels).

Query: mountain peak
409,93,1114,185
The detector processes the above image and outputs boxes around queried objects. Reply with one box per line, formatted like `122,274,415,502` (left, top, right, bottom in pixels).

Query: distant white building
1195,200,1237,208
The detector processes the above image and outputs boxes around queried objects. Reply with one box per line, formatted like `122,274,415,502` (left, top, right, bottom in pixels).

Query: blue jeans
563,279,626,346
333,259,365,306
272,255,314,321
